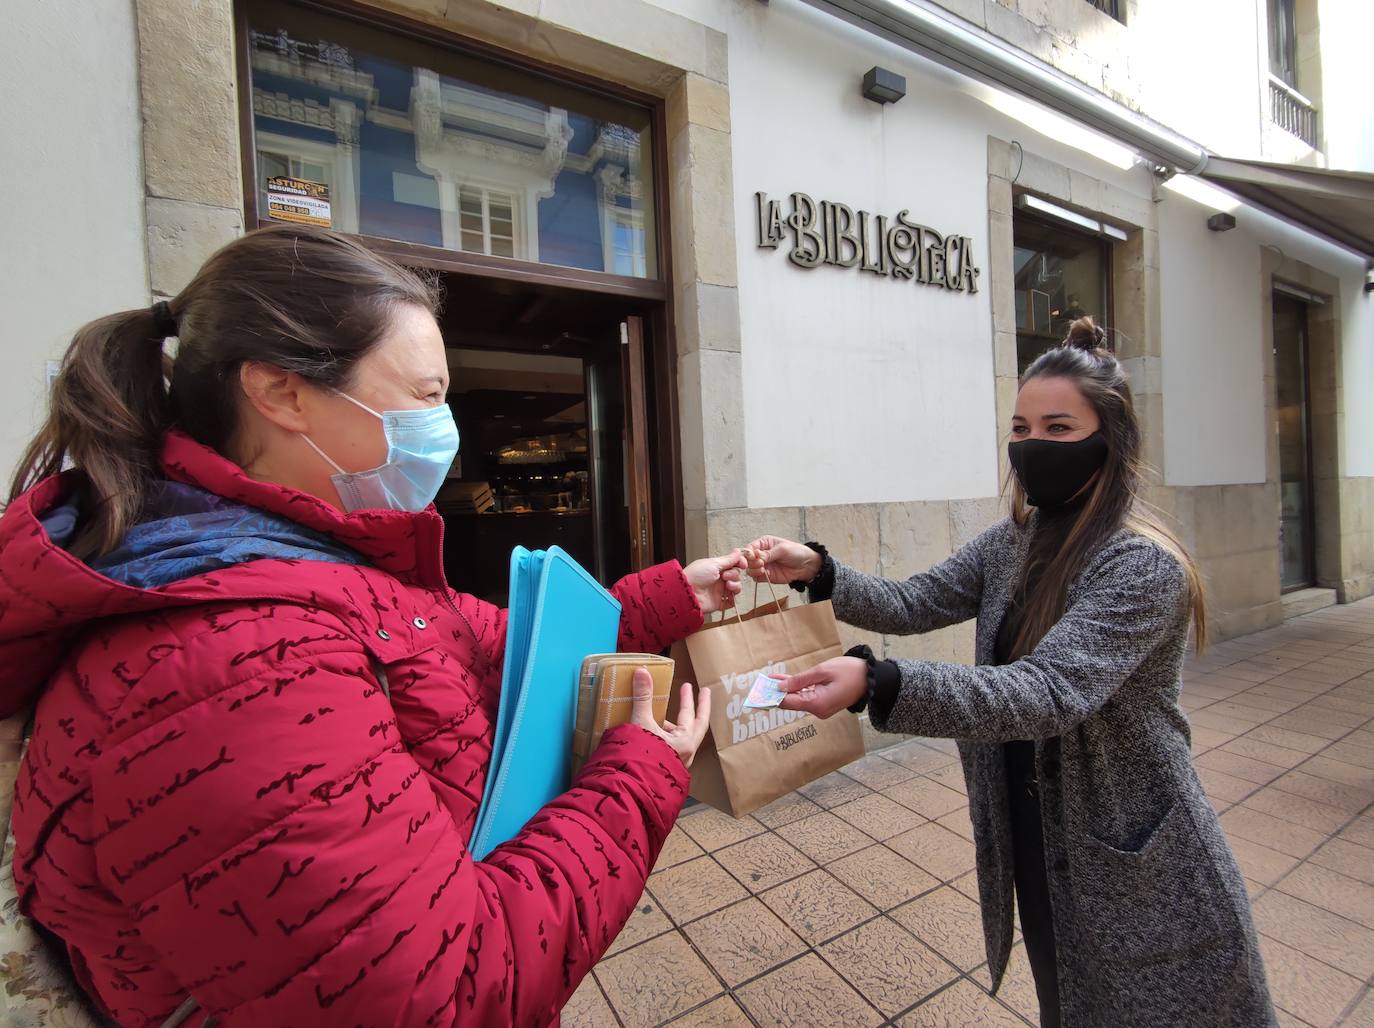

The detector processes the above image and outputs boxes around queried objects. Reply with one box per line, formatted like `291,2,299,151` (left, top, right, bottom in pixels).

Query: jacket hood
0,431,449,716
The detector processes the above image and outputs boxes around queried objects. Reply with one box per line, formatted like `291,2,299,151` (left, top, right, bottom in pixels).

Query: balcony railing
1270,75,1318,148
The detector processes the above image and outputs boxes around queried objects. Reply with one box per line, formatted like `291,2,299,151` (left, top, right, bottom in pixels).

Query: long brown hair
1007,317,1207,655
8,225,440,561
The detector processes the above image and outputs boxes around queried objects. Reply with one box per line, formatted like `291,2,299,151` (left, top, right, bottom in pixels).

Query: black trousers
1005,740,1062,1028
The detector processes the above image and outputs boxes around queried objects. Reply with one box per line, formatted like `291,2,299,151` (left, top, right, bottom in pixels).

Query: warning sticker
265,176,331,227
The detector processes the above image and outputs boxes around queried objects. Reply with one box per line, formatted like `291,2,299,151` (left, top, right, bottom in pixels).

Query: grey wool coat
830,514,1277,1027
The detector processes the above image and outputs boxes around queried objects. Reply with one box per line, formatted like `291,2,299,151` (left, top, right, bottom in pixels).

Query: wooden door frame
621,316,654,570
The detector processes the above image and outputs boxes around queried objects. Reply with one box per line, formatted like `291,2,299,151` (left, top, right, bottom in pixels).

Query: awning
1199,158,1374,261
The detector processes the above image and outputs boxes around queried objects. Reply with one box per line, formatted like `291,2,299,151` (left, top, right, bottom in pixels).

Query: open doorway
432,272,670,605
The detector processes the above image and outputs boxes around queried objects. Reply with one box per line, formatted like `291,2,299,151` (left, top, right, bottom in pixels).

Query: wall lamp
1366,264,1374,294
862,66,906,104
1016,193,1128,241
1207,212,1237,232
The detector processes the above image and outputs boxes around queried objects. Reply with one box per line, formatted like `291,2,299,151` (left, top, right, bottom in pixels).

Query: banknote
742,672,788,709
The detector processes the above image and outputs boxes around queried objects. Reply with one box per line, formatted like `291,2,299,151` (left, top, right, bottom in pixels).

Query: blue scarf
42,481,364,588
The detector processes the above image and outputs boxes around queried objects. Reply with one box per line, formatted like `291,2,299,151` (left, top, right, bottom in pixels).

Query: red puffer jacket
0,432,703,1026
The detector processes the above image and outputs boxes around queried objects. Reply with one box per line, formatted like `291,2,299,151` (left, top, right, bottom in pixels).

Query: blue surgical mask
303,392,459,513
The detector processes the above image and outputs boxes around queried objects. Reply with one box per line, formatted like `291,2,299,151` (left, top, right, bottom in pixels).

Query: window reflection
1012,214,1111,372
245,5,657,278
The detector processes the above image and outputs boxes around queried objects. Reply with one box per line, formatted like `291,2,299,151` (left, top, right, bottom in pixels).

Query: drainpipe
797,0,1211,175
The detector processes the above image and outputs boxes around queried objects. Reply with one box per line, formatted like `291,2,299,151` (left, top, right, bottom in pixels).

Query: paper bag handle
724,576,799,669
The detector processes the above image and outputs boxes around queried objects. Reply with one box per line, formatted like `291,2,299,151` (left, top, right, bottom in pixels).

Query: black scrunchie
150,300,179,339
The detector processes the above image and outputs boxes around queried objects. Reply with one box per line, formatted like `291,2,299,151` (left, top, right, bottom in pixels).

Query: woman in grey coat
746,319,1275,1027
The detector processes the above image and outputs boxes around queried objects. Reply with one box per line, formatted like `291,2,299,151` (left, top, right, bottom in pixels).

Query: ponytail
9,307,174,560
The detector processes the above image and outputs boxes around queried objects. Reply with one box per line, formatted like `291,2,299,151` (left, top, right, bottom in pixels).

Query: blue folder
469,546,622,860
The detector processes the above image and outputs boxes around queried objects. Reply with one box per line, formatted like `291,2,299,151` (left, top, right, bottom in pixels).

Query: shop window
242,1,658,278
1012,213,1112,374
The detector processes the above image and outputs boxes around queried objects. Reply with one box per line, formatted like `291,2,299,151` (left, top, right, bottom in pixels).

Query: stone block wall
1176,483,1284,639
135,0,245,299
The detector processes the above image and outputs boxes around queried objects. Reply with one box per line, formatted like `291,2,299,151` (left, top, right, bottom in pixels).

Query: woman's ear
239,362,312,435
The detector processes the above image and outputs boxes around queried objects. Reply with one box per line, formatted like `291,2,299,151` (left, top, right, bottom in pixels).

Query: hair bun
1064,317,1107,352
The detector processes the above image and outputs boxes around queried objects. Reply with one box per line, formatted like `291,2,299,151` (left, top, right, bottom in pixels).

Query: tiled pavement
566,598,1374,1027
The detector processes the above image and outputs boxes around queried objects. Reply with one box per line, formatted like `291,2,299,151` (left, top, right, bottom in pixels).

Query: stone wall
1173,483,1284,639
924,0,1141,109
135,0,245,299
1339,477,1374,601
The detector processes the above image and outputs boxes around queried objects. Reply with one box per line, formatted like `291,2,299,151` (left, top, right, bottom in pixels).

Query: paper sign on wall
266,176,332,227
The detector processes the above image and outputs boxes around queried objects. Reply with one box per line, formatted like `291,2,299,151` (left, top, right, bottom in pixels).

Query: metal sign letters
755,191,979,294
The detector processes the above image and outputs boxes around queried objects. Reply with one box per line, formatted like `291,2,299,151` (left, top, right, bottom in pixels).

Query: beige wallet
572,654,675,775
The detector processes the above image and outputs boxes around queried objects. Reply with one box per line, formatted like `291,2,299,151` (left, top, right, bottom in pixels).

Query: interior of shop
432,271,658,605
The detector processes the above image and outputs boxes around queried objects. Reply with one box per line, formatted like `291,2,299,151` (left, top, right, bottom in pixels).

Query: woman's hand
684,550,747,614
777,657,868,718
631,669,711,767
744,536,823,586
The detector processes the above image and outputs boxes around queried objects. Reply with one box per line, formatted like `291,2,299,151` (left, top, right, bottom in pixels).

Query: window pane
1269,0,1297,85
1012,215,1110,374
260,152,290,179
245,2,657,277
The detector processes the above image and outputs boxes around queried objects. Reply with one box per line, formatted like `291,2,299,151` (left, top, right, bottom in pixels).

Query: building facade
3,0,1373,660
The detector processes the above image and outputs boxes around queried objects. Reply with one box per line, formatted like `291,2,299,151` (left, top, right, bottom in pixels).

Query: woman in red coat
0,226,740,1026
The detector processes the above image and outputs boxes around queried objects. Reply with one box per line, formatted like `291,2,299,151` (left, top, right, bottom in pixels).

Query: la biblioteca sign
755,191,980,294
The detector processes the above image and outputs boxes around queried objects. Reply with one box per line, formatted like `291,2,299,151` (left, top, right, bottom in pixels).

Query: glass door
1273,292,1315,591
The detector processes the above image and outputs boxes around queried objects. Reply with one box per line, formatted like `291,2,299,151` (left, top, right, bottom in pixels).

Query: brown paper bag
668,594,863,817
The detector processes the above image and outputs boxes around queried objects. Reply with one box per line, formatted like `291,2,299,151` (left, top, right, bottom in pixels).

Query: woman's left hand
778,656,868,718
684,550,747,615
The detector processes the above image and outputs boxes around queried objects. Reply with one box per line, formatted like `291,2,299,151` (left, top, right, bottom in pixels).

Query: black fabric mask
1008,433,1109,510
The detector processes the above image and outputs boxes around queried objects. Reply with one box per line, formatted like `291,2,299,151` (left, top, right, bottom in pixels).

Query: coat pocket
1069,801,1231,963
